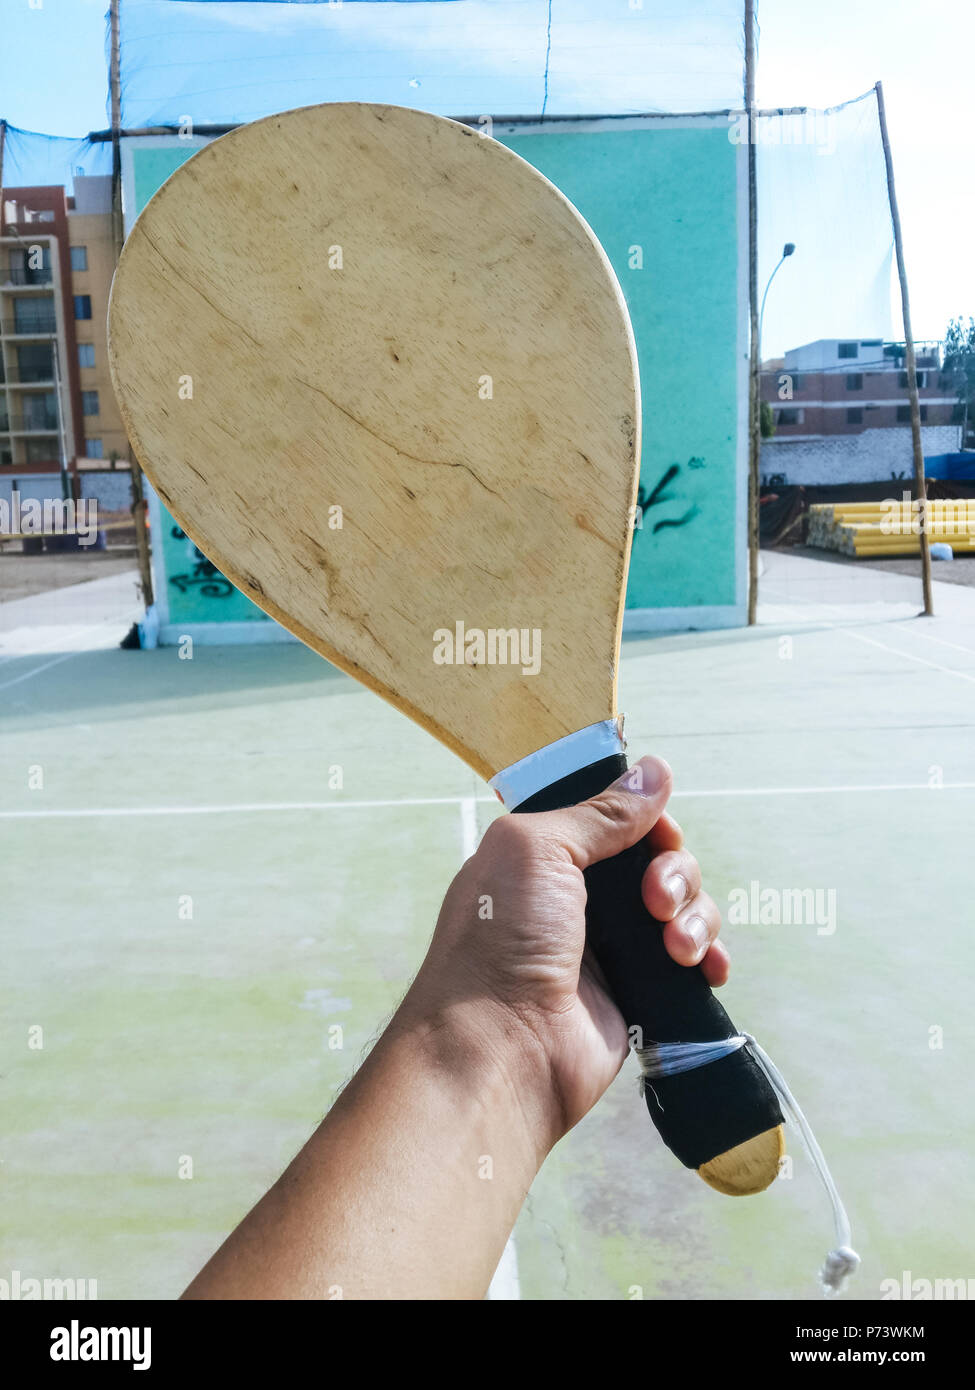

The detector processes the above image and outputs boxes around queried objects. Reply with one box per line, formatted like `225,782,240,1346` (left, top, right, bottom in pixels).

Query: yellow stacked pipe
807,501,975,557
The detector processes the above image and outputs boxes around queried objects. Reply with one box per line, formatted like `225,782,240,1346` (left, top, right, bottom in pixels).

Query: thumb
536,754,673,870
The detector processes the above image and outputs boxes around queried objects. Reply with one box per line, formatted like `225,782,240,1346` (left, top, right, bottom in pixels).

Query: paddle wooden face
108,101,784,1197
108,102,640,780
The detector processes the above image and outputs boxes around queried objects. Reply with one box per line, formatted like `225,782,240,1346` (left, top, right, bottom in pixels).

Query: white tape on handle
489,718,626,809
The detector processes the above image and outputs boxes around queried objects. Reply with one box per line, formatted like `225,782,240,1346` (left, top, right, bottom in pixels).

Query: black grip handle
514,754,782,1169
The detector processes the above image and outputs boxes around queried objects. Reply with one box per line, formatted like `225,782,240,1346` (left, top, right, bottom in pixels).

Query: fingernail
613,755,671,798
667,874,688,910
685,916,709,959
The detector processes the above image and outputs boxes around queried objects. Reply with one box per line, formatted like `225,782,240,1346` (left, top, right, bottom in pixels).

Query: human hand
185,754,727,1301
400,754,728,1153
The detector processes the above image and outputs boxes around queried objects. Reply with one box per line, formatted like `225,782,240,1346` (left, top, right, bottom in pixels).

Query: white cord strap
635,1034,861,1296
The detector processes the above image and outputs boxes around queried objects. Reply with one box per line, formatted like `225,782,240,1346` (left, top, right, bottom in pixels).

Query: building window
14,296,56,333
777,408,801,426
82,390,100,416
78,343,95,368
838,342,859,359
25,439,57,463
16,344,54,382
85,438,104,459
921,405,928,422
896,405,926,424
846,408,863,424
8,246,52,285
846,373,863,391
898,370,927,389
23,392,58,429
74,295,92,320
70,246,88,272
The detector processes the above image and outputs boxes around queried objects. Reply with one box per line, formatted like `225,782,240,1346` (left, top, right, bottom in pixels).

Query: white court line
840,627,975,685
0,617,133,690
0,796,497,819
4,782,974,821
462,793,522,1303
459,796,479,860
902,627,975,659
487,1234,522,1302
672,782,975,798
0,622,95,662
0,650,80,692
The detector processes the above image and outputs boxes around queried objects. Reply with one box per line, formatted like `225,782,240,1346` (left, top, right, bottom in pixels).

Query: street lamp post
759,242,796,348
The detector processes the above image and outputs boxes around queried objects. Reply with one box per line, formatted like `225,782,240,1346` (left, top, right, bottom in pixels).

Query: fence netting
0,125,111,192
113,0,747,125
3,1,961,618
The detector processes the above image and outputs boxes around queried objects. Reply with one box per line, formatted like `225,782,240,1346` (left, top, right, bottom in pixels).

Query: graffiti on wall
634,456,705,539
167,526,235,598
158,510,266,623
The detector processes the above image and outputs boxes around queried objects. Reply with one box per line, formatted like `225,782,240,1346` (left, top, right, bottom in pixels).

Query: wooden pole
745,0,761,625
876,80,934,617
0,119,7,218
110,0,124,266
110,0,155,608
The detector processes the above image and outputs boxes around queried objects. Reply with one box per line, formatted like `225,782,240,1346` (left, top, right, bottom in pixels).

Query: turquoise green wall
132,145,270,626
160,520,272,625
131,124,742,623
133,147,198,217
499,127,742,610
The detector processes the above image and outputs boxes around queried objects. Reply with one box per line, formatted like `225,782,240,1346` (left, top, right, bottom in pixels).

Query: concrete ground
2,551,973,1300
0,551,139,604
778,542,975,591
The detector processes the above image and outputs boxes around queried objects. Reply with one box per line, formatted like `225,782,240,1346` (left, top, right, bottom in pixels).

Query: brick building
762,337,962,440
1,176,130,482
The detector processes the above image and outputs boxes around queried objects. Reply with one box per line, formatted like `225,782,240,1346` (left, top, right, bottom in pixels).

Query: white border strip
624,604,746,633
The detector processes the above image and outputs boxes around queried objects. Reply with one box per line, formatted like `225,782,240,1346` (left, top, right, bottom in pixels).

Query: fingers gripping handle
513,754,783,1169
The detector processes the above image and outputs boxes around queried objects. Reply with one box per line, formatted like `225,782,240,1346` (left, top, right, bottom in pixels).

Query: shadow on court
2,555,973,1299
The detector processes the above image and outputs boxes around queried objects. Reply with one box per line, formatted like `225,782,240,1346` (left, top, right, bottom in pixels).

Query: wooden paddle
108,101,784,1195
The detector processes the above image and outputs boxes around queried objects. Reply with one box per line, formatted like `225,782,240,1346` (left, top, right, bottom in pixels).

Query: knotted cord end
821,1245,861,1297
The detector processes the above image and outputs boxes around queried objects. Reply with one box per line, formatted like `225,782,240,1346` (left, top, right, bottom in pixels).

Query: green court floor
2,555,974,1300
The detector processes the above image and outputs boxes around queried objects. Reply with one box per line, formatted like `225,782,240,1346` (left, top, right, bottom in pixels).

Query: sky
0,0,970,355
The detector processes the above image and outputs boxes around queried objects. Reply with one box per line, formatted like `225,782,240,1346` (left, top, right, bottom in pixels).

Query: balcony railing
8,372,55,385
2,319,58,336
3,267,53,286
9,413,60,432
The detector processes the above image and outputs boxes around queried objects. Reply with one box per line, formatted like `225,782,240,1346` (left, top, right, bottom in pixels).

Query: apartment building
762,337,961,440
1,176,129,480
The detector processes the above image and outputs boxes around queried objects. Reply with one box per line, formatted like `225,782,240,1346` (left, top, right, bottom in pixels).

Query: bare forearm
182,997,558,1300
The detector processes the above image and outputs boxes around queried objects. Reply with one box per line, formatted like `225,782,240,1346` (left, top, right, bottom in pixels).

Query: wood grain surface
109,102,640,779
